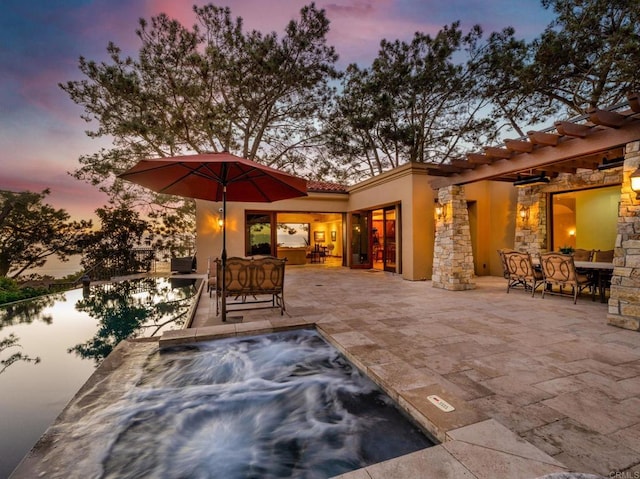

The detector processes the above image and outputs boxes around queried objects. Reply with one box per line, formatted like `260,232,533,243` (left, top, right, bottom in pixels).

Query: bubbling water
76,329,434,479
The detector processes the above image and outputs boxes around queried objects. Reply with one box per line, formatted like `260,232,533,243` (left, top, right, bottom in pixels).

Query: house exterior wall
347,163,435,281
464,181,518,276
608,141,640,331
195,193,349,274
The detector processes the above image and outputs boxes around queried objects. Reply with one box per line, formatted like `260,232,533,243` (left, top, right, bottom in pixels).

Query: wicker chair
539,252,593,303
503,251,544,297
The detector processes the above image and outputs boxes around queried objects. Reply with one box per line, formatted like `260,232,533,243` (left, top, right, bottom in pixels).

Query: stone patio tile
327,330,377,349
572,371,640,400
542,389,638,434
398,385,487,442
194,323,236,341
469,395,561,435
531,418,640,477
447,419,564,467
316,317,353,334
617,376,640,396
588,345,640,365
552,358,639,379
533,376,589,396
234,319,274,335
158,328,196,347
442,371,495,400
367,362,438,399
481,375,554,406
365,445,476,479
443,440,566,479
609,424,640,454
421,351,473,375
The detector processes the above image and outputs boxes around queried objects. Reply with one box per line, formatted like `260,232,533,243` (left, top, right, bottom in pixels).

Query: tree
79,205,150,277
324,23,498,181
61,3,338,209
0,189,92,278
480,0,640,136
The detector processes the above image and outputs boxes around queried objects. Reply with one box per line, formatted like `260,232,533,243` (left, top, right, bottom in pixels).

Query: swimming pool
16,329,435,479
0,276,200,478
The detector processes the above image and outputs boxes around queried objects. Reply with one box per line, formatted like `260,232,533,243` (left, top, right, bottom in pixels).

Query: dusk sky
0,0,555,221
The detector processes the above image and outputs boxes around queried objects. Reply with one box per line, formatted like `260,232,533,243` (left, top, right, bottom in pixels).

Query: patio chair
539,252,593,304
503,251,544,297
170,255,196,274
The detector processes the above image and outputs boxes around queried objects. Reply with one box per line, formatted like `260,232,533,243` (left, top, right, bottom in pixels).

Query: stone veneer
510,141,640,332
514,187,547,254
608,142,640,331
432,185,476,290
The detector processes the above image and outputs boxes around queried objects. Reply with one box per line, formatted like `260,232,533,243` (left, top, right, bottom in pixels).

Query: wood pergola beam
555,121,592,138
450,159,476,169
588,108,627,128
466,153,494,165
504,139,534,153
528,130,561,146
627,92,640,113
429,121,640,189
484,146,512,159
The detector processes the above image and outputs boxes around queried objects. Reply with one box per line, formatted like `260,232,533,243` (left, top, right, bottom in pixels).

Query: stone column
514,187,547,254
432,185,476,290
608,141,640,332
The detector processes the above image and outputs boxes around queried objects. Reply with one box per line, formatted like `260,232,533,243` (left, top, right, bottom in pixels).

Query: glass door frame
349,211,372,269
382,205,398,273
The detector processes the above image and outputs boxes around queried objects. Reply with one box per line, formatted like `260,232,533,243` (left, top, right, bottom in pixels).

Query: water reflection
0,294,61,329
0,333,41,375
69,277,197,362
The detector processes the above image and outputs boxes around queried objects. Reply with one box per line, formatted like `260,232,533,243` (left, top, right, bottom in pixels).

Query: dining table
574,261,614,303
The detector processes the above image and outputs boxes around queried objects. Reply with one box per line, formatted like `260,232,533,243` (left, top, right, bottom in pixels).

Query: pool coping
159,320,570,479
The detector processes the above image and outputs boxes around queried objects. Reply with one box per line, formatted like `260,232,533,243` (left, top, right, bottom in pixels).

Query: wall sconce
435,201,446,220
631,167,640,200
518,205,530,222
568,229,576,237
217,216,224,228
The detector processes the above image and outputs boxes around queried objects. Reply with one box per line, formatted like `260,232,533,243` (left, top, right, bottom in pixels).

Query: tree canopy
62,0,640,193
0,190,92,278
61,3,339,206
325,23,497,181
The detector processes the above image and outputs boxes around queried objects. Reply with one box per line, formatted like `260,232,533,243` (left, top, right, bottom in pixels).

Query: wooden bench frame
213,256,286,316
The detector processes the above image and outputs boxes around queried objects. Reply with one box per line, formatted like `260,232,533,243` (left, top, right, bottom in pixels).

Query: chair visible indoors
503,251,544,297
539,252,593,304
594,249,614,262
571,248,594,261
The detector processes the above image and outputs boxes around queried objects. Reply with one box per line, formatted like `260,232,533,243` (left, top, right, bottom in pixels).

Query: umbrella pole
221,185,227,322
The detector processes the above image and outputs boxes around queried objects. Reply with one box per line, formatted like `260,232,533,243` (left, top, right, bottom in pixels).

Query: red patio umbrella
118,152,308,322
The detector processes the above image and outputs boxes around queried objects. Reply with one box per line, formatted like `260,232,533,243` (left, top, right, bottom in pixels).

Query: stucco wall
464,181,518,277
347,163,435,280
195,193,349,274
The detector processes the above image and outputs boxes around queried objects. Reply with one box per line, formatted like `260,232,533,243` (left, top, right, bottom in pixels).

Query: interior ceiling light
513,172,550,187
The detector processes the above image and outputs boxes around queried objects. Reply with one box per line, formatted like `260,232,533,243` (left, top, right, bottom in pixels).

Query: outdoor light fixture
217,216,224,227
519,205,530,222
513,173,550,187
435,200,446,220
631,167,640,200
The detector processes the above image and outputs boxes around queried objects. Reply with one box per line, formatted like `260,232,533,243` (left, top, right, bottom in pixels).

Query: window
551,185,619,251
246,213,273,256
